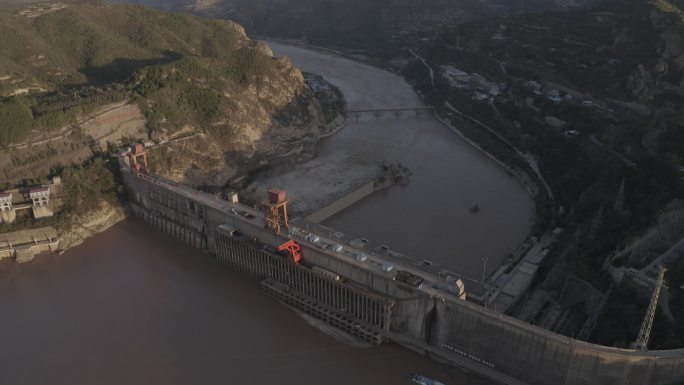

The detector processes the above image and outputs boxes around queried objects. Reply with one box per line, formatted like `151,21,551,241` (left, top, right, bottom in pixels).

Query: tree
0,97,33,145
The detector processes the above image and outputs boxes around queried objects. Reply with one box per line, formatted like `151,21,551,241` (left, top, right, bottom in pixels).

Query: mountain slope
108,0,603,52
0,0,324,187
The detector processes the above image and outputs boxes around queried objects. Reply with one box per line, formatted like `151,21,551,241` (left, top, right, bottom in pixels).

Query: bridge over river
120,152,684,385
328,106,435,120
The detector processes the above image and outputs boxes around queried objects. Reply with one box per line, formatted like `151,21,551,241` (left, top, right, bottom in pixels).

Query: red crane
278,240,302,264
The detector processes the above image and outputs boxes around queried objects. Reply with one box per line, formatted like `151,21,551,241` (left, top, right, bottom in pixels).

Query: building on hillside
30,186,54,219
470,73,501,96
442,66,471,88
0,192,12,211
30,187,50,206
0,191,16,224
442,67,502,98
0,177,62,223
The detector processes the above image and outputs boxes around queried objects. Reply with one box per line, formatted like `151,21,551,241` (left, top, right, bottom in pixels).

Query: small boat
469,204,480,214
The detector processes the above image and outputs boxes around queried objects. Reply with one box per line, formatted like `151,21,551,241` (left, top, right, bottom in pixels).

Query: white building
0,192,12,212
30,186,50,207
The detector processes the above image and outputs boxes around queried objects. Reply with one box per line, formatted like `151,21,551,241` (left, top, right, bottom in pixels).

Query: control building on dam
120,144,684,385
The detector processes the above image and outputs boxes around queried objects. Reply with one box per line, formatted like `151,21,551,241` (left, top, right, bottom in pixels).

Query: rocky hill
0,0,324,250
0,0,324,188
108,0,603,52
425,0,683,101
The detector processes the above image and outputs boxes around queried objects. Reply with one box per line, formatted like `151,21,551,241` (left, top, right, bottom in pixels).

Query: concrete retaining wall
306,180,376,222
0,226,60,262
430,299,684,385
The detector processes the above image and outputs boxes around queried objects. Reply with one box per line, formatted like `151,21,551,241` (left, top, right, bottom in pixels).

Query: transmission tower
628,242,639,266
633,266,667,350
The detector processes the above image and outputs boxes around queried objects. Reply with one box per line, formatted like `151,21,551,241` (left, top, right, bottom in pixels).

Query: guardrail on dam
120,161,684,385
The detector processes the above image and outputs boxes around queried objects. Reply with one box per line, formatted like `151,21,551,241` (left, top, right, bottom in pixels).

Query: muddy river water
0,220,490,385
258,42,535,280
0,42,530,385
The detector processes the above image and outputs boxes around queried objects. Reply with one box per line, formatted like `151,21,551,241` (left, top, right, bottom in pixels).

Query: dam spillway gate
215,225,392,345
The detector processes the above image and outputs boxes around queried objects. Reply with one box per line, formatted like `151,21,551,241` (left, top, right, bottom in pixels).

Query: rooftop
29,186,50,194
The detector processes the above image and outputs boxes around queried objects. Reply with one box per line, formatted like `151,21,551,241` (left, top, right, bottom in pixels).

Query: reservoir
256,42,535,280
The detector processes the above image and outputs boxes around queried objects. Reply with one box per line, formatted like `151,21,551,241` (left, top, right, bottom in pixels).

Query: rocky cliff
58,199,126,253
145,41,324,187
0,0,324,187
0,1,324,254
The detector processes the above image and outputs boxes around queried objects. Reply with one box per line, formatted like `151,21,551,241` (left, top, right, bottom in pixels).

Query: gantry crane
128,143,148,176
263,188,289,234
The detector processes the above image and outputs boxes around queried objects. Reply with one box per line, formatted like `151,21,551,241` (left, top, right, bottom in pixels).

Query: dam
121,147,684,385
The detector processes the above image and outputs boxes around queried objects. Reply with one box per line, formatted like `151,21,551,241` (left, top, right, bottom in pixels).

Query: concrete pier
306,180,376,223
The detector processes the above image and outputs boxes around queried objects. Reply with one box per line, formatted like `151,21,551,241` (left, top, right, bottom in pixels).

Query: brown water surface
0,219,490,385
259,42,535,280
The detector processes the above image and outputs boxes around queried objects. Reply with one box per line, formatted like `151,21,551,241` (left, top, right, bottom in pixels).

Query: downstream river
0,220,490,385
257,42,535,280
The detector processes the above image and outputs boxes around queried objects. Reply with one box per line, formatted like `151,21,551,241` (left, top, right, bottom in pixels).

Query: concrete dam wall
121,168,684,385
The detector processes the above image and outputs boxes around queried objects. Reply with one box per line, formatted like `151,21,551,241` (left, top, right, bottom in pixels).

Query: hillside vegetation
0,0,323,188
0,0,325,242
0,0,249,92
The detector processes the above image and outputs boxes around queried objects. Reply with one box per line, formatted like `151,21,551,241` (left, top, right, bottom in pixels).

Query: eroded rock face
150,43,324,188
58,200,127,253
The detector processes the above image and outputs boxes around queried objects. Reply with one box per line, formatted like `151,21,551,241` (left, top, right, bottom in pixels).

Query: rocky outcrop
150,45,324,188
58,200,127,253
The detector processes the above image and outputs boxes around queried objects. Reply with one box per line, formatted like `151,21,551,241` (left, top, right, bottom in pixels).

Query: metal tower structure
128,143,148,176
263,188,289,234
634,266,667,350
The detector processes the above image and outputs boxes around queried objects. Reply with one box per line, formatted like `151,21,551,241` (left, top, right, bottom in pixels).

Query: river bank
57,200,127,253
268,38,548,218
0,200,126,263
